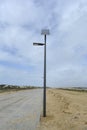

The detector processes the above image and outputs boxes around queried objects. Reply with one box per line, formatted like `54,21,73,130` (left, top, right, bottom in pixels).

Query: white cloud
0,0,40,25
0,0,87,87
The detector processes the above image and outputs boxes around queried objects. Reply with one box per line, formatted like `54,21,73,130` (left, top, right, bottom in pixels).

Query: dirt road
0,89,43,130
37,89,87,130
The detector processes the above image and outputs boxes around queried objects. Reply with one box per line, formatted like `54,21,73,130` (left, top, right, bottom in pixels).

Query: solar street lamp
33,29,50,117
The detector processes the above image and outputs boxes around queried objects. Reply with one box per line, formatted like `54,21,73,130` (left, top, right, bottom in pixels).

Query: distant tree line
0,84,20,89
0,84,42,90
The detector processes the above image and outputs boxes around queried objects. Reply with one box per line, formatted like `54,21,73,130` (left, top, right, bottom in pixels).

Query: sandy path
37,89,87,130
0,89,43,130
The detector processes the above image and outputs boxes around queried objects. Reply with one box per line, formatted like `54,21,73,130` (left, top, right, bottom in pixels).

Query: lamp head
33,43,45,46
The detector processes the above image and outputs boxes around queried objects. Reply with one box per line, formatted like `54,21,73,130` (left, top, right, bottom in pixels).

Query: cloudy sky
0,0,87,87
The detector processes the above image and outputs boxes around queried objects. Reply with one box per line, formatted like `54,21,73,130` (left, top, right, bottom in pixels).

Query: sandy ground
37,89,87,130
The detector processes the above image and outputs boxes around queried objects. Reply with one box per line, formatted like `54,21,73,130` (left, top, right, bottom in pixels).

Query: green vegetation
0,84,39,93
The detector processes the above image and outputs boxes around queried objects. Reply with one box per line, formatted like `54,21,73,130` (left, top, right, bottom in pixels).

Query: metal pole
43,34,46,117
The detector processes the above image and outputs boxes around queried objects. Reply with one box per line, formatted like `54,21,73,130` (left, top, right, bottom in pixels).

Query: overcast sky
0,0,87,87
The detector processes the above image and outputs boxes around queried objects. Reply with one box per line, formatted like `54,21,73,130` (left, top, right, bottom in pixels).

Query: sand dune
37,89,87,130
